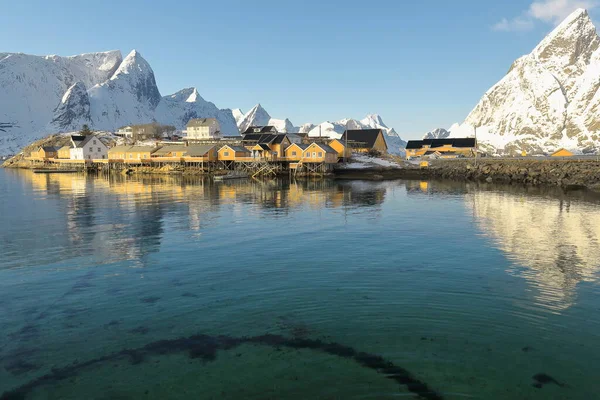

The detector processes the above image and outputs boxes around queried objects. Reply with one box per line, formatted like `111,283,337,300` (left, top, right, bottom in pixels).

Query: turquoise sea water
1,169,600,399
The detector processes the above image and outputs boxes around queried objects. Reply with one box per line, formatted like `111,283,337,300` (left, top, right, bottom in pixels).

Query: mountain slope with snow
233,105,406,154
423,128,451,139
236,104,297,133
451,8,600,155
0,49,238,154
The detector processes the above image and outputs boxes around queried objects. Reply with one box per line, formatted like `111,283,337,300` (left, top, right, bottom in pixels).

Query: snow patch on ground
340,154,403,169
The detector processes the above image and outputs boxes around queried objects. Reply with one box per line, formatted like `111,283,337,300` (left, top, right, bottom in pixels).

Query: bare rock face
453,9,600,155
50,82,92,130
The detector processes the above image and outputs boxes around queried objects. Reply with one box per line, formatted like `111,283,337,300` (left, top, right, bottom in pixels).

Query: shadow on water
0,332,443,400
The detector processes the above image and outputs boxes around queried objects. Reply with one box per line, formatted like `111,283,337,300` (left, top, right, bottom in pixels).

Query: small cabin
328,139,351,159
551,148,574,157
218,145,251,161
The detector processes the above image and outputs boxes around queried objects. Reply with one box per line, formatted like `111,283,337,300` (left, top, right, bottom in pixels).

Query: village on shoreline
3,118,600,192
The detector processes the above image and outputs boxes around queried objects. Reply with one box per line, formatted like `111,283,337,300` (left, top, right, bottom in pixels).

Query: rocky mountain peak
423,128,450,139
533,8,599,77
49,82,91,130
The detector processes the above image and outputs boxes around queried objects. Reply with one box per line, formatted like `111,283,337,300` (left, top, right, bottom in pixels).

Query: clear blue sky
2,0,597,139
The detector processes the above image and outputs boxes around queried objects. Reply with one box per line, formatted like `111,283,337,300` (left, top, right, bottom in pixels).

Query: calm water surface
1,169,600,399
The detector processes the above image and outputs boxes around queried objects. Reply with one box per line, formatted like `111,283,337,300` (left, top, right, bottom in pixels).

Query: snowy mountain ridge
1,48,405,155
235,105,406,154
0,49,238,154
449,8,600,155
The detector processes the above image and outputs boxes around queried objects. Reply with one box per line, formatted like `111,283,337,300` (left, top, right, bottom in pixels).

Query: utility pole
344,121,349,164
474,126,478,166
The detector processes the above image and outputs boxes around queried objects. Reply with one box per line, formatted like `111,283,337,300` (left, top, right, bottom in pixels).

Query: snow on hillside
0,49,238,154
450,8,600,155
0,50,122,154
236,104,297,133
423,128,451,139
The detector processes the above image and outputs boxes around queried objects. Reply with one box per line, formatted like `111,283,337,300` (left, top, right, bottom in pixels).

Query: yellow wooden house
328,139,351,159
284,143,310,161
57,145,72,159
31,146,58,159
340,129,388,154
302,143,338,163
551,148,574,157
242,134,291,159
108,145,158,161
181,145,218,161
217,145,251,161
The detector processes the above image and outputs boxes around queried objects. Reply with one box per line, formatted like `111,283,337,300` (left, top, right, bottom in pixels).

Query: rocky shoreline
426,159,600,192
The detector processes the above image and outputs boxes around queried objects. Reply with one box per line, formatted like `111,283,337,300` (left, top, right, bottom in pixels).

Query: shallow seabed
1,170,600,399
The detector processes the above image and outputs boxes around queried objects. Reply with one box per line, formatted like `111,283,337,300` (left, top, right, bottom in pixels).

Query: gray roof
184,144,216,156
223,145,250,153
108,145,132,152
187,118,218,128
288,143,309,150
312,143,337,153
127,146,158,153
152,145,186,156
40,146,58,152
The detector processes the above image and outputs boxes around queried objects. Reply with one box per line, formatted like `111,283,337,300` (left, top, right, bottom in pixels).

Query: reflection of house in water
18,170,391,267
466,190,600,310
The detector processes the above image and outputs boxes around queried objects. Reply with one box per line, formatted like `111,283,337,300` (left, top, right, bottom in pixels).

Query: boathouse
340,129,388,154
405,138,477,160
218,145,251,161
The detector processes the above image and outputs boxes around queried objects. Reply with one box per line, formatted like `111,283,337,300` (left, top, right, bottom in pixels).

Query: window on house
143,154,147,159
305,153,311,158
318,152,323,157
93,140,97,145
312,152,316,158
291,151,296,156
97,147,101,152
224,152,229,156
129,154,133,159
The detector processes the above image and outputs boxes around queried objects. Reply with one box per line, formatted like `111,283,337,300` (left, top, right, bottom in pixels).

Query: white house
69,135,109,160
184,118,221,140
116,126,134,138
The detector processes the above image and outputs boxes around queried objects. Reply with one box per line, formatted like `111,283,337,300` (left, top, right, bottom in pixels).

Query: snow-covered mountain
451,9,600,155
236,104,296,133
423,128,451,140
300,114,406,155
234,106,404,154
0,49,238,154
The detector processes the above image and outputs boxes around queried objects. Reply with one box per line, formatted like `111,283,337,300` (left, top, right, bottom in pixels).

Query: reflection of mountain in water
466,189,600,311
